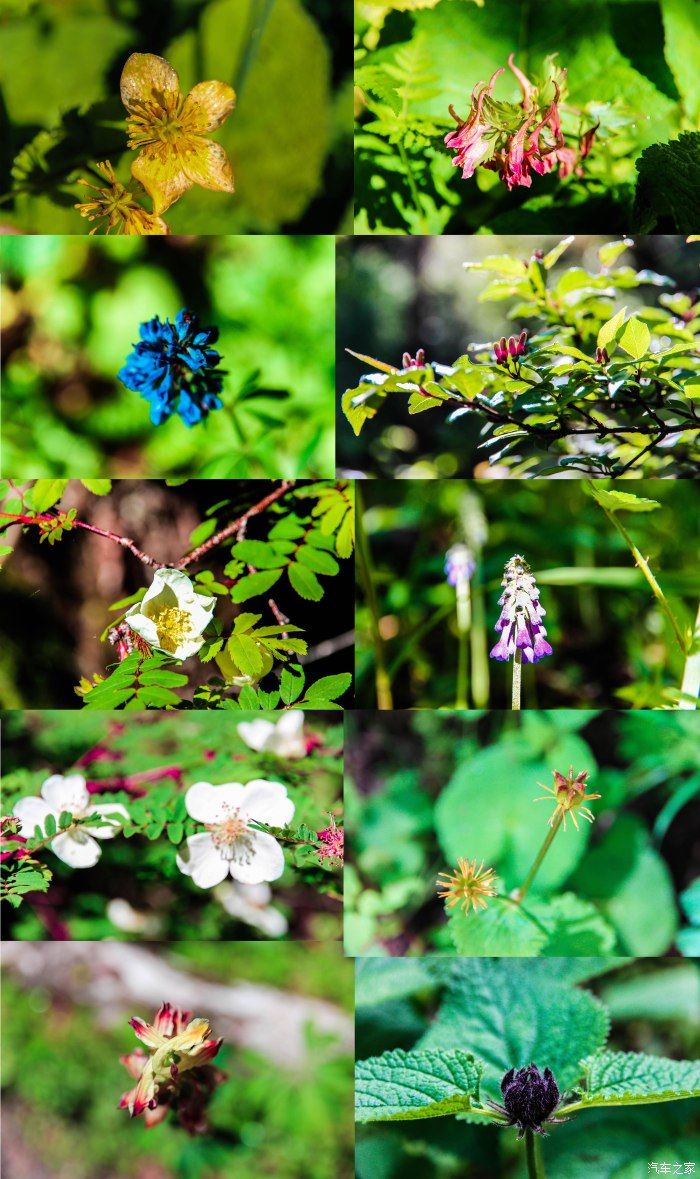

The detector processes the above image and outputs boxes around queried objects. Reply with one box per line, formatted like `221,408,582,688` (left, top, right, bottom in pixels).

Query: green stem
455,580,471,709
525,1129,546,1179
594,493,686,654
512,649,522,710
678,600,700,709
226,403,249,447
515,812,564,902
235,0,277,98
355,485,393,710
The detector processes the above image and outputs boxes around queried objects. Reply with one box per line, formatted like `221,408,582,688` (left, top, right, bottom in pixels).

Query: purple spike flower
490,554,552,664
445,543,476,587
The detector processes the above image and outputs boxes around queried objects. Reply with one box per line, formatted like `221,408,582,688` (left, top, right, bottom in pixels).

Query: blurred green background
345,710,700,957
1,235,336,477
337,234,698,478
355,479,699,709
2,941,354,1179
0,0,352,234
2,710,343,941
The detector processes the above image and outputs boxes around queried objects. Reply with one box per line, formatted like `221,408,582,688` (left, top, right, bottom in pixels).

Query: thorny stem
590,489,687,654
678,601,700,709
355,484,393,710
525,1128,546,1179
514,811,565,902
511,648,522,710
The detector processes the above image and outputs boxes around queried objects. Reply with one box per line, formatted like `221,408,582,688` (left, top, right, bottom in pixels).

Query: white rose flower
12,774,129,869
214,880,289,937
125,567,216,661
176,779,295,888
237,712,306,758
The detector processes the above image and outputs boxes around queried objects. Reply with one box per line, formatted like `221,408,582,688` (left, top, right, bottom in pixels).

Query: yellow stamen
151,606,193,654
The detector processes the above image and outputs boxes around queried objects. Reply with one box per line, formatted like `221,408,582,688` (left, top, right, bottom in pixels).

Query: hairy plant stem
511,649,522,710
590,489,687,654
355,484,393,709
525,1129,546,1179
514,812,564,902
678,601,700,709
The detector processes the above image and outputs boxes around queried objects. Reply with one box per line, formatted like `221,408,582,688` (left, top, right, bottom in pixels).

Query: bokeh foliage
355,479,699,709
0,0,352,234
345,710,699,957
2,942,354,1179
1,235,336,478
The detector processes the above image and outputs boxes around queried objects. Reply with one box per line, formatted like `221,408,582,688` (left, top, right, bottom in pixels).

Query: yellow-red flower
120,53,236,214
535,766,601,831
75,161,169,235
437,857,498,914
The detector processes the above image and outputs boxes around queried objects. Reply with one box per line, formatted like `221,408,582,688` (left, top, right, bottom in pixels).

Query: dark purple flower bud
517,330,528,356
595,347,609,365
500,1064,560,1136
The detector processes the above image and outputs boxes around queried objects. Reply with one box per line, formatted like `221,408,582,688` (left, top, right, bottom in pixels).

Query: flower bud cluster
494,331,528,365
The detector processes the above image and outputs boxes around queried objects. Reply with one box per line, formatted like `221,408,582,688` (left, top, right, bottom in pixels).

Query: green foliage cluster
0,0,351,234
355,0,700,234
1,943,353,1179
355,479,699,709
1,711,343,939
0,478,355,710
1,235,336,478
345,710,699,957
343,236,700,478
355,957,700,1179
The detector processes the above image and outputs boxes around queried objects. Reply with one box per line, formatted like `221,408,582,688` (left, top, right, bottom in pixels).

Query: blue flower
119,309,225,427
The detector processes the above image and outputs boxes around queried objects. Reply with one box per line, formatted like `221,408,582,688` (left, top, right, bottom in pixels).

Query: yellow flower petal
131,146,192,214
182,80,236,133
182,138,235,194
121,52,180,114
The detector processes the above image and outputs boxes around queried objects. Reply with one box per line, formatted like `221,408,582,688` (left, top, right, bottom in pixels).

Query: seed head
535,766,601,831
436,857,498,914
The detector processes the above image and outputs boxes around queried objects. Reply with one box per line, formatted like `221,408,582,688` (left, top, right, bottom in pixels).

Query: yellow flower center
151,606,193,653
126,94,194,150
207,810,254,862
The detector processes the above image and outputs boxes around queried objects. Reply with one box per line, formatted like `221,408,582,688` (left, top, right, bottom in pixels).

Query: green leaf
618,316,651,360
231,539,289,569
80,480,112,495
598,239,633,268
58,810,73,830
296,545,339,575
303,672,352,704
587,486,661,514
660,0,700,124
43,813,57,837
288,562,324,600
633,133,700,233
355,1049,483,1123
682,380,700,399
28,480,68,513
227,633,264,677
188,518,218,547
578,1050,700,1108
280,664,305,705
539,893,617,956
166,821,184,845
542,236,575,269
231,569,283,602
136,686,182,708
448,896,548,957
419,959,609,1096
597,307,628,352
138,670,189,688
355,959,437,1008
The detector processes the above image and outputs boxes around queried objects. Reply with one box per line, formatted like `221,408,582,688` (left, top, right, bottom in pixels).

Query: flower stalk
355,484,393,710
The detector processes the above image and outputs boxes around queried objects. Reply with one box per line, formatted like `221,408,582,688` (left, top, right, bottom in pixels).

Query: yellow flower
436,857,498,914
535,766,601,831
120,53,236,214
75,161,169,235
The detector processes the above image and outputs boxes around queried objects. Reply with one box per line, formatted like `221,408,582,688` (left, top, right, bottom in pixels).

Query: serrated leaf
587,486,661,514
29,480,68,513
355,1049,482,1123
280,664,305,704
578,1050,700,1108
296,545,339,575
139,670,189,687
227,633,264,677
232,539,288,568
303,672,352,704
288,562,324,600
448,897,548,957
597,307,628,352
136,686,182,708
80,480,111,495
231,569,283,602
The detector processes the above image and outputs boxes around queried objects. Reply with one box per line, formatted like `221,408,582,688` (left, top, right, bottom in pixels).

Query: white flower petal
51,830,102,868
229,830,285,884
171,634,207,661
85,803,130,840
176,832,229,888
272,711,306,757
124,610,159,646
41,774,89,814
215,881,288,937
237,720,275,752
13,796,55,837
239,779,295,827
183,781,247,823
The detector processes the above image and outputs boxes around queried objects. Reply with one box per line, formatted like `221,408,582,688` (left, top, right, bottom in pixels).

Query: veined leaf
577,1050,700,1108
355,1049,483,1123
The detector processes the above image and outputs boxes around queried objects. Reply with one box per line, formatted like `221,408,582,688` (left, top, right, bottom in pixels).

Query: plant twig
178,482,294,568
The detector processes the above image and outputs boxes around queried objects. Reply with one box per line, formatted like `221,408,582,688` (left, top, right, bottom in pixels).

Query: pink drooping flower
446,55,597,191
119,1002,226,1133
317,817,344,866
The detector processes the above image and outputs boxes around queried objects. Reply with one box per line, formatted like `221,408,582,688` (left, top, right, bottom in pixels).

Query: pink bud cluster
494,331,528,366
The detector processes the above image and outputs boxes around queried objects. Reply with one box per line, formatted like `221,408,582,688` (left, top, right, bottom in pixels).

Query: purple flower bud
445,544,476,587
489,554,552,664
517,330,528,356
402,348,426,369
501,1065,561,1135
508,336,518,357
